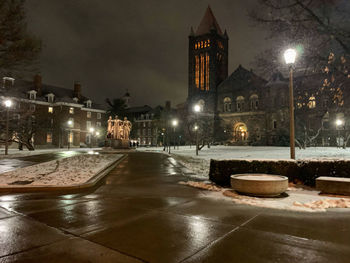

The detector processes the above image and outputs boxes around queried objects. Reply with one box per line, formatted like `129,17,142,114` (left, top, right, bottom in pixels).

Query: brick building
0,75,107,149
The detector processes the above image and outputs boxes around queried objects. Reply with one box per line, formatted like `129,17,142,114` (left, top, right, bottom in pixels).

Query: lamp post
4,99,12,155
284,48,297,159
172,119,178,150
193,104,201,156
89,127,94,148
67,120,73,150
336,119,343,148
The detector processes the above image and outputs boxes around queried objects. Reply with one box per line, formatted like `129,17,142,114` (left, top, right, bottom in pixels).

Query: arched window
236,96,245,112
223,97,232,112
308,96,316,108
249,94,259,110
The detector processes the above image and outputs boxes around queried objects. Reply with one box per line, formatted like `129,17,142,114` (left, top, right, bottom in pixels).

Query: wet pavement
0,152,350,262
0,151,84,174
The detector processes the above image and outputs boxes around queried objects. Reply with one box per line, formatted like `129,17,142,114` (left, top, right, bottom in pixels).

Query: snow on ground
138,146,350,179
0,148,102,159
180,181,350,212
0,153,122,187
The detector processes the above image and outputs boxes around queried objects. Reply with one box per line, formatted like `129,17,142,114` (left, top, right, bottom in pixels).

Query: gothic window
223,97,232,112
195,56,199,89
205,53,210,91
200,54,205,90
207,39,210,47
236,96,245,112
308,96,316,108
195,43,197,49
204,41,207,48
249,94,259,110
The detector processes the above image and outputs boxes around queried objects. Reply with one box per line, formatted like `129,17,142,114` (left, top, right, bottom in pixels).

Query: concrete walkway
0,152,350,262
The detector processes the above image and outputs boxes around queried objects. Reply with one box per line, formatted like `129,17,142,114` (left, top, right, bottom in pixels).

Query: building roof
195,6,223,36
0,78,106,111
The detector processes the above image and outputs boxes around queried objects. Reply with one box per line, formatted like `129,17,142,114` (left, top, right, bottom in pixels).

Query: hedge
209,159,350,187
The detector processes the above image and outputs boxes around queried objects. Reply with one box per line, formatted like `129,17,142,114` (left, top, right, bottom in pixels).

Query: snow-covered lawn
0,153,122,187
138,146,350,179
0,148,102,159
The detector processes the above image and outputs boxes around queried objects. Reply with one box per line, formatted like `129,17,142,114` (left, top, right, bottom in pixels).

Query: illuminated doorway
233,122,248,142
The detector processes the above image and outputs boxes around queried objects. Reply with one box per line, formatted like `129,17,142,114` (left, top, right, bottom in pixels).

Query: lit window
69,107,74,114
200,54,204,90
195,56,199,88
86,121,91,129
68,132,73,143
205,52,210,91
87,111,91,118
97,113,101,119
195,43,197,49
46,132,52,143
48,107,53,113
308,96,316,108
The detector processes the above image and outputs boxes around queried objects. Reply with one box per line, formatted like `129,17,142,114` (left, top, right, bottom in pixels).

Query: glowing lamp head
67,120,73,126
96,131,100,136
89,127,94,133
193,104,201,113
172,119,178,127
194,125,198,131
336,119,343,126
4,99,12,108
284,48,297,64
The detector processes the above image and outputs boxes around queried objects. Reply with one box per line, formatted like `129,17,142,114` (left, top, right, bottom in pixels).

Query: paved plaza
0,152,350,262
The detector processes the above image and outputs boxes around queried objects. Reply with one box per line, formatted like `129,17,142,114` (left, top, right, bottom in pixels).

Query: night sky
25,0,268,107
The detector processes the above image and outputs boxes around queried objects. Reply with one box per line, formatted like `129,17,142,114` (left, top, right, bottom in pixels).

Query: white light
89,127,94,132
284,48,297,64
4,100,12,108
172,119,178,127
67,120,73,126
88,150,94,154
336,119,343,126
193,104,201,113
194,125,198,130
96,131,100,136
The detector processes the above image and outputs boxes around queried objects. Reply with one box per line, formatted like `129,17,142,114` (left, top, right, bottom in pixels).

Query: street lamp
172,119,178,150
194,125,199,156
336,119,344,148
89,127,94,148
193,104,202,155
4,99,12,155
284,48,297,159
67,120,73,150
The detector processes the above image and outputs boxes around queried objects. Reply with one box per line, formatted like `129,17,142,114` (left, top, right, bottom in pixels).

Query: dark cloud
25,0,268,107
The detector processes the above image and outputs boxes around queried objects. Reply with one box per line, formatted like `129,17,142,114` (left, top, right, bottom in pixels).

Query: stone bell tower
188,5,228,113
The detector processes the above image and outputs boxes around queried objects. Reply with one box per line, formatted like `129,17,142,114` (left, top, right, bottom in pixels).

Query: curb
0,154,127,193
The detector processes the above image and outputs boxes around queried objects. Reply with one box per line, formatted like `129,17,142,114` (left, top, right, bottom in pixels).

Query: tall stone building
187,6,350,146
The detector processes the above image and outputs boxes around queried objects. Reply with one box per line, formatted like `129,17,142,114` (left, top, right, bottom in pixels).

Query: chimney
73,81,81,99
34,74,42,96
165,100,171,111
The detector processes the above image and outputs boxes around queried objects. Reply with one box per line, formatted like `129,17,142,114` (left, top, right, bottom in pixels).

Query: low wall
209,159,350,186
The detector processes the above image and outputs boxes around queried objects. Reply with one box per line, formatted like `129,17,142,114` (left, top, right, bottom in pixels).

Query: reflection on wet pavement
0,152,349,262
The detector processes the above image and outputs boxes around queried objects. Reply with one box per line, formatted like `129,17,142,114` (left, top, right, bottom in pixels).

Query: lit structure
172,119,178,149
284,48,297,159
4,99,12,155
67,120,73,150
193,104,202,155
336,119,344,147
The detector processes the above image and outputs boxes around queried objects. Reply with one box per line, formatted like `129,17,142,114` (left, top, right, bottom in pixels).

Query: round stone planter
230,174,288,197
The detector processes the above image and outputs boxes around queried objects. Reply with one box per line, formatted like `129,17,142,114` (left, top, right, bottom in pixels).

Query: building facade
0,75,107,149
187,6,350,146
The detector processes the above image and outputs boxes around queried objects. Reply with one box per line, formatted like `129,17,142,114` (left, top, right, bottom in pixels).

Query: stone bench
316,177,350,195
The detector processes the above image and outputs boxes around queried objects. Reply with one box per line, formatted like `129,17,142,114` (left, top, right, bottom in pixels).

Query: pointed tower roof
196,6,223,36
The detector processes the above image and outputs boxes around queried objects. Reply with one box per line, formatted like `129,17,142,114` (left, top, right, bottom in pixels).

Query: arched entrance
233,122,248,142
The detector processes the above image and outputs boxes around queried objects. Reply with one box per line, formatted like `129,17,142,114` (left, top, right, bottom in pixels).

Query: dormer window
86,100,92,108
73,97,79,103
28,90,37,100
47,93,55,103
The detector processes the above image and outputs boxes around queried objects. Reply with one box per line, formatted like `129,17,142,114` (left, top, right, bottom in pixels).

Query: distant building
187,6,350,146
0,75,107,149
